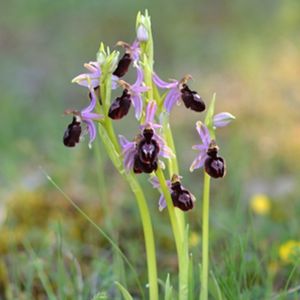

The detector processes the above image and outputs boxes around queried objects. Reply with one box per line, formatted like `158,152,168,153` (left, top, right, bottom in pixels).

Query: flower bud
96,42,107,65
213,112,235,128
137,25,149,42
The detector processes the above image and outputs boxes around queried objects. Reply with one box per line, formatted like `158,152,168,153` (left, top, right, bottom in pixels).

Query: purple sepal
130,40,141,62
72,61,101,88
149,176,172,211
130,65,148,120
190,122,211,172
152,72,178,89
119,135,137,171
196,121,211,148
164,88,181,113
83,119,97,149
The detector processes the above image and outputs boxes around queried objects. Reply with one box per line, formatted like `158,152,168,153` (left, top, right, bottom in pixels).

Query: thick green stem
97,67,158,299
200,172,211,300
156,167,188,300
98,124,158,300
125,173,158,300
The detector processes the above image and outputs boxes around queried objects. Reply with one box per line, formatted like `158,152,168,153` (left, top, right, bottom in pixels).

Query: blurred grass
1,0,300,299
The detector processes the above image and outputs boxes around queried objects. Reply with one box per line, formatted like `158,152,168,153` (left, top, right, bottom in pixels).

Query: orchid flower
190,112,234,176
119,101,174,173
113,40,141,78
109,65,148,120
153,73,205,113
150,175,195,212
63,86,103,149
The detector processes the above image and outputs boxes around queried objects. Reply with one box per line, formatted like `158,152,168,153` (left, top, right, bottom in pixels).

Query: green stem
125,173,159,300
162,116,185,239
98,125,158,300
200,172,211,300
97,67,158,299
156,167,188,300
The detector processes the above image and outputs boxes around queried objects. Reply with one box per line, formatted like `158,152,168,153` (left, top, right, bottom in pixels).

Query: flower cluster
62,10,235,213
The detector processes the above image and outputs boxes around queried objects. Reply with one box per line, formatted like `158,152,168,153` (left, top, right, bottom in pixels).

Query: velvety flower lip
119,101,174,173
140,100,174,158
113,40,141,78
65,86,103,148
213,112,235,128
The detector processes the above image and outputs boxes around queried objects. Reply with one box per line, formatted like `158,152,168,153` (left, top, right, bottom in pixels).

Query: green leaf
115,282,134,300
188,254,194,300
164,274,173,300
209,270,223,300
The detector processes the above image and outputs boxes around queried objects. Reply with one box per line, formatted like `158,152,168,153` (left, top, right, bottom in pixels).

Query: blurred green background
1,0,300,299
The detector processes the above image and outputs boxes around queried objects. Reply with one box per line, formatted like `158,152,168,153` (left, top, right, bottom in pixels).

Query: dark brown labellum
113,53,132,77
133,154,158,174
137,128,160,164
133,128,160,174
108,89,131,120
181,84,206,112
171,181,194,211
63,117,82,147
204,156,226,178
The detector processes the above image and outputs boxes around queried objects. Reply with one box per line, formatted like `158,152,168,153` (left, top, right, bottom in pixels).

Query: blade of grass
39,167,144,297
